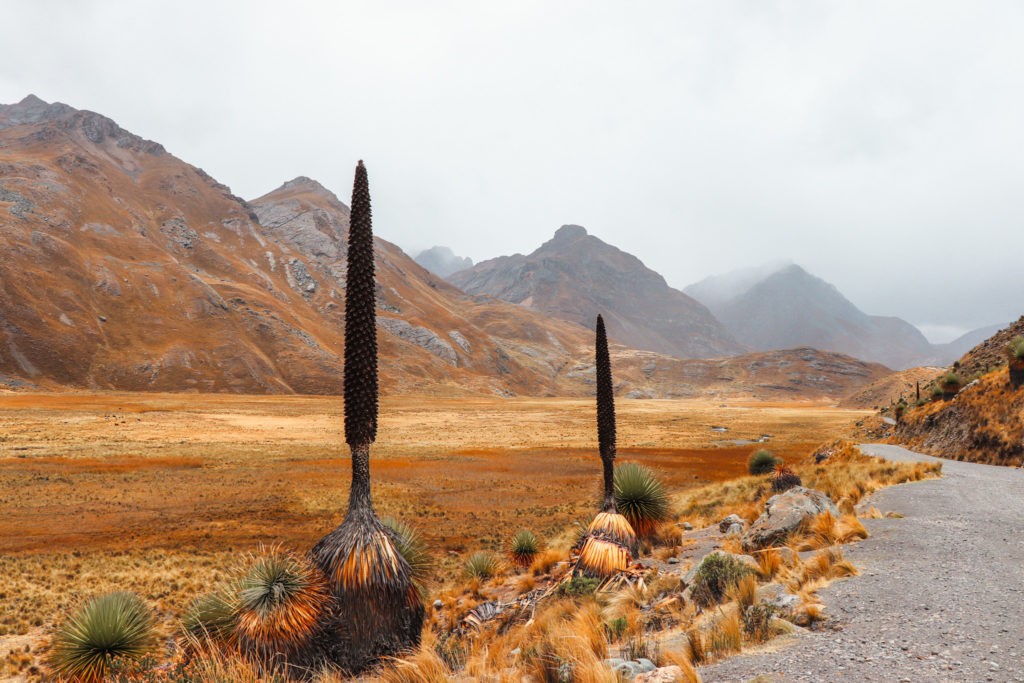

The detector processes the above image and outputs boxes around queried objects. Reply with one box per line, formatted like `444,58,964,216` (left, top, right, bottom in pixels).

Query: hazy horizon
2,1,1021,341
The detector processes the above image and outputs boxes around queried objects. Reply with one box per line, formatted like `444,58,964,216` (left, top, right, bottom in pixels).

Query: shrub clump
771,464,802,493
748,449,780,475
557,575,600,598
613,462,671,537
1010,336,1024,360
510,530,540,569
940,372,961,398
691,553,754,607
49,592,157,682
465,551,502,579
182,588,237,643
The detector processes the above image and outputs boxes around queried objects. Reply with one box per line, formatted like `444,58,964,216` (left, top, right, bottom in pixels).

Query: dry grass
753,548,785,580
705,610,742,660
796,512,869,551
673,439,940,530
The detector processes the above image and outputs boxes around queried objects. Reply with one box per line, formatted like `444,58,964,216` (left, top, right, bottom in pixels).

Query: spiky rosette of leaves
48,592,156,682
510,530,540,569
234,546,329,658
1009,336,1024,361
771,464,802,493
383,517,434,596
613,462,671,538
344,159,379,449
182,587,238,643
309,505,424,672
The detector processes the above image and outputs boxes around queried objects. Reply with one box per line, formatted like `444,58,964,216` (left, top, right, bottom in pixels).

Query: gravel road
701,444,1024,682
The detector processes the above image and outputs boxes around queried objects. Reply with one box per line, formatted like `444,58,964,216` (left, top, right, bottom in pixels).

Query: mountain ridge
448,224,744,359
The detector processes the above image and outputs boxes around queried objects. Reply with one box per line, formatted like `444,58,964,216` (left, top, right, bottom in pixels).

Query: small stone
667,556,680,564
433,599,443,609
683,522,693,530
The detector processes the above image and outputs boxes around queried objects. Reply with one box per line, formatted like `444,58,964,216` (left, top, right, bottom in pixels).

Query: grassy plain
0,392,867,666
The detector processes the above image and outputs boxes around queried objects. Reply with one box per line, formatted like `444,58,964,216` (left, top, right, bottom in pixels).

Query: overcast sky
2,1,1021,342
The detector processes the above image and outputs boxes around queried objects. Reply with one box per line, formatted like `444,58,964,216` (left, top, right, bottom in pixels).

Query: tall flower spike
576,314,637,578
344,159,378,449
309,161,424,674
595,314,616,511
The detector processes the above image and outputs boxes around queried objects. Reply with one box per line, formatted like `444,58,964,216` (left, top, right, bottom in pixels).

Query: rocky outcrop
741,487,839,551
378,318,458,366
449,225,744,359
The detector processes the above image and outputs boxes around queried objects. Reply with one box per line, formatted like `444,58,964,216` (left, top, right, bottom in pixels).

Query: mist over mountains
0,94,1013,398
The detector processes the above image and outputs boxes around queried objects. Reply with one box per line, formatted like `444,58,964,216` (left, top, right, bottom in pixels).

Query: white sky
2,1,1022,342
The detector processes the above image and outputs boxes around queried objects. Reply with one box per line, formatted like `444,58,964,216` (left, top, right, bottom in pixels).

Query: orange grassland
0,392,867,643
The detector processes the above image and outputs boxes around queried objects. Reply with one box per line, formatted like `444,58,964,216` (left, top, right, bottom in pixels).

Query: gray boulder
718,513,746,533
741,486,839,551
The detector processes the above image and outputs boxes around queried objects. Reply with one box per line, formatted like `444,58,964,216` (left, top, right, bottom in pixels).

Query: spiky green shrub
234,547,329,658
556,575,600,598
48,592,156,681
691,553,754,607
748,449,779,475
465,552,502,579
940,372,961,398
771,464,802,493
182,587,238,642
613,462,670,537
1011,336,1024,360
510,530,540,569
384,517,434,594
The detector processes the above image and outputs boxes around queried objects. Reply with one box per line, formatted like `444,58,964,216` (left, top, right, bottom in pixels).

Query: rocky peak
0,94,164,154
0,94,76,129
552,224,588,242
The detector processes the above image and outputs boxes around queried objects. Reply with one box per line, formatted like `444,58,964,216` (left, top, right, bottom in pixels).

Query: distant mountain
448,225,744,359
931,323,1010,365
686,264,932,369
414,245,472,278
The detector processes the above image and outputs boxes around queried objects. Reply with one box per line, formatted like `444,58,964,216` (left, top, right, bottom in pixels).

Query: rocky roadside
701,444,1024,682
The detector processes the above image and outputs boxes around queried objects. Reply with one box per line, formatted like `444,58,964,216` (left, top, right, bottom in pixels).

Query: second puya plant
576,314,639,577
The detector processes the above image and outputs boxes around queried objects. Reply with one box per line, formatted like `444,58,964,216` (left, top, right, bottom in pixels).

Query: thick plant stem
348,441,373,518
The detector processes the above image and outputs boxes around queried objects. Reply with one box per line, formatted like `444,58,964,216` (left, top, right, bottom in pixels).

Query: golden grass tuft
753,548,784,580
797,512,869,551
661,648,703,682
705,610,742,659
727,574,758,611
531,547,569,576
379,647,452,683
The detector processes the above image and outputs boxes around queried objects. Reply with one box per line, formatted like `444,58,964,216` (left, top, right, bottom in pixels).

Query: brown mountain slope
0,95,888,402
448,224,744,359
893,316,1024,465
839,366,944,409
0,95,594,396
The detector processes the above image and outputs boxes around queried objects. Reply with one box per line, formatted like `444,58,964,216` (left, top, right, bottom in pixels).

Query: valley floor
0,392,864,646
702,444,1024,682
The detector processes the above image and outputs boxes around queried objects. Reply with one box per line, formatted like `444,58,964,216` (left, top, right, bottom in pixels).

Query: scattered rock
635,666,685,683
287,258,317,294
432,599,443,610
725,523,744,537
742,486,839,551
719,514,746,533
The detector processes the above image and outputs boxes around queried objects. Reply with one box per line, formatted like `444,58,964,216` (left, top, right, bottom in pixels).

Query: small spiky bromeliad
309,161,424,673
576,314,638,577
